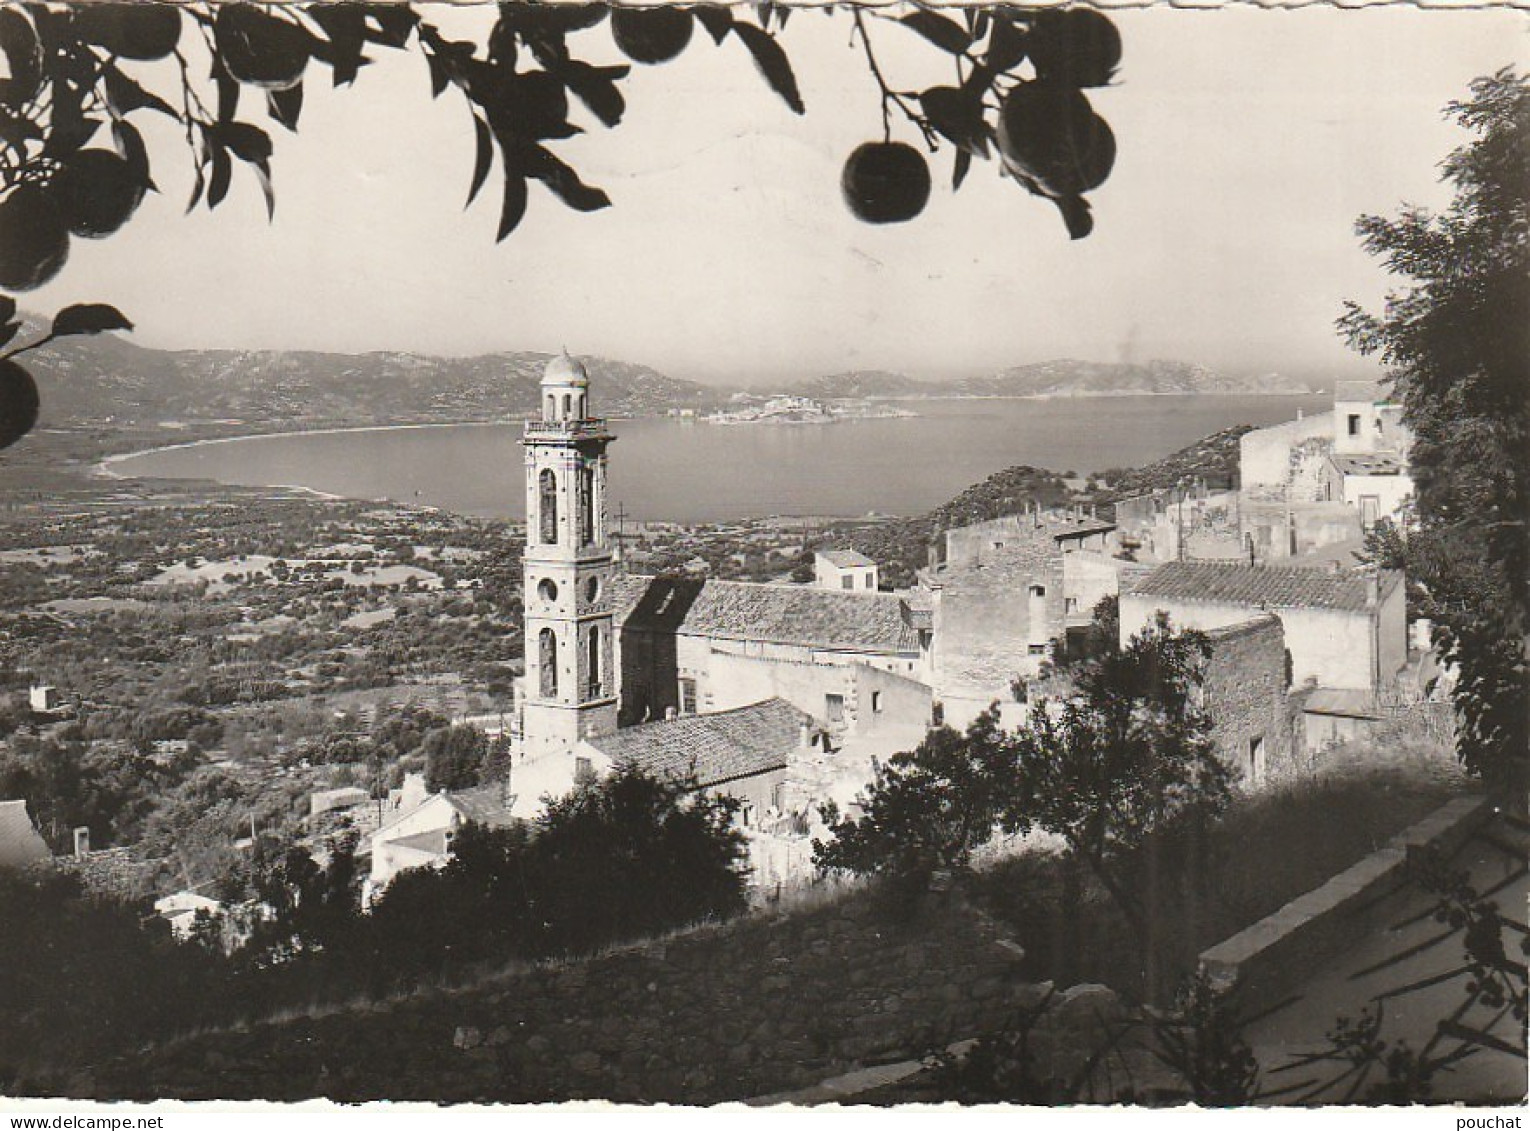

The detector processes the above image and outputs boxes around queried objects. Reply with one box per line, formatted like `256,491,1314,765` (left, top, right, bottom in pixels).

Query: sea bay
109,394,1331,523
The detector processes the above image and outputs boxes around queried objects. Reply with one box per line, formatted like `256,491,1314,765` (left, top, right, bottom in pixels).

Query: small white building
815,550,879,593
154,891,223,940
364,778,516,907
28,685,62,713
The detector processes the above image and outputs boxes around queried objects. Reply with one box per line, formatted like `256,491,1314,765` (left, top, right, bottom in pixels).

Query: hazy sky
30,4,1528,385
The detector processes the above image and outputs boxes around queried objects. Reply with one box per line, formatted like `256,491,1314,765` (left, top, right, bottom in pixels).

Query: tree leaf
467,115,493,207
218,122,273,164
423,45,450,98
360,4,418,48
103,63,177,118
693,6,733,45
251,157,275,220
211,56,239,125
50,303,134,339
0,8,42,109
496,171,528,242
920,86,989,157
899,9,972,55
1053,194,1093,241
986,15,1029,73
207,146,232,209
728,23,803,115
953,146,972,191
564,61,627,129
267,83,303,131
0,295,16,325
0,321,19,350
185,159,206,213
523,146,609,212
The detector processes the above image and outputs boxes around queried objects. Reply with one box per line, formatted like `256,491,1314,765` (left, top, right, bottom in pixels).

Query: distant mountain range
17,315,1317,443
19,318,720,434
769,360,1320,400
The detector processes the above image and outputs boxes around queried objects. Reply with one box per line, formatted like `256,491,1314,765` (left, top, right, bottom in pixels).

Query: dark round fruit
0,359,40,451
71,2,180,61
215,4,311,91
841,142,931,225
51,149,146,239
1027,9,1121,89
0,185,70,291
997,81,1115,197
610,7,693,66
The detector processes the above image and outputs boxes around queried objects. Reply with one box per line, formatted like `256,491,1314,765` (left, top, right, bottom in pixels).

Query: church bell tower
520,353,618,759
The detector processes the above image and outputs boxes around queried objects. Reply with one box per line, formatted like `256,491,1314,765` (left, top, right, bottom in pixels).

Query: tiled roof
605,571,658,624
683,580,916,652
1043,516,1117,541
585,698,813,789
1331,454,1407,476
616,575,918,654
445,782,518,828
1128,562,1402,613
818,549,875,568
0,800,50,868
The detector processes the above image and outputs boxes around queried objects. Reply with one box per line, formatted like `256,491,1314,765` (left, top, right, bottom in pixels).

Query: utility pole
614,501,629,572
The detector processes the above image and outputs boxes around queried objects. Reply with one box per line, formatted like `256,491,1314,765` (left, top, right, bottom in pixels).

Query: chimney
72,826,90,858
799,720,813,750
1365,572,1379,609
665,706,677,721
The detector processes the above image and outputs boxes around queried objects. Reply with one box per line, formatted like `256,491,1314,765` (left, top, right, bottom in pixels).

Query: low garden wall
1198,793,1496,1017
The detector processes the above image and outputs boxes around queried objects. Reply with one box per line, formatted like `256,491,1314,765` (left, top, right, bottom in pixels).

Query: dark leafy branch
0,2,1124,454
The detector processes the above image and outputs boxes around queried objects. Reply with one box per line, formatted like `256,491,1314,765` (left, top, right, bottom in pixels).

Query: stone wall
82,886,1045,1105
1200,615,1295,786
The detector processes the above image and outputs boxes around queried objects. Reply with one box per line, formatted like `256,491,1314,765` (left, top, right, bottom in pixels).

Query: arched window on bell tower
539,628,558,698
580,463,596,547
539,469,558,544
586,625,601,699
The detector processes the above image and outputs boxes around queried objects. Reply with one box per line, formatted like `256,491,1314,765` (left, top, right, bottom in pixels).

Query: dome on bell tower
542,351,589,388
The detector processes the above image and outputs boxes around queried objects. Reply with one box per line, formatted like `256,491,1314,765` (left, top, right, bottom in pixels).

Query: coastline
93,418,532,481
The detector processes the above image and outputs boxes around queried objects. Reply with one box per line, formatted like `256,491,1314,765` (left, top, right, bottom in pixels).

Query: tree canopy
1339,68,1529,794
814,614,1229,910
0,2,1124,451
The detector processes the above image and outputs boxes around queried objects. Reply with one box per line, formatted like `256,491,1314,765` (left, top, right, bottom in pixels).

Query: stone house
921,509,1116,724
1120,561,1407,693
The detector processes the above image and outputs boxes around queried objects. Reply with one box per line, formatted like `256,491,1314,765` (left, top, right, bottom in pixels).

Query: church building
508,357,934,831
